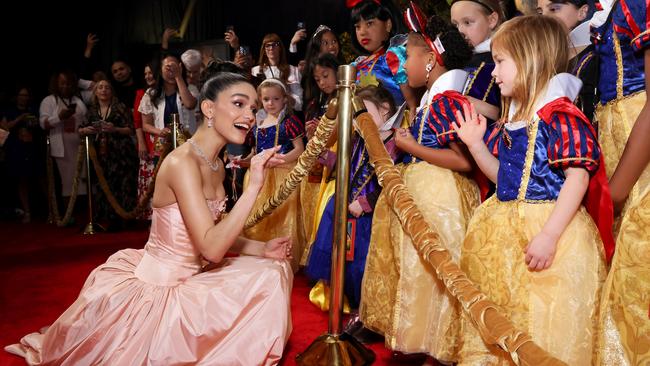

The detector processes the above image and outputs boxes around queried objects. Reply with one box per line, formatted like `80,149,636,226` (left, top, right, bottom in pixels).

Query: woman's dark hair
149,53,183,107
257,33,290,83
350,0,405,54
198,72,252,124
421,15,473,70
304,53,341,121
200,61,248,89
48,70,79,97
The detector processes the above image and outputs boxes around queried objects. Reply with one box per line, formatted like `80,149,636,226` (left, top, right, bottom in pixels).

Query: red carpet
0,220,429,365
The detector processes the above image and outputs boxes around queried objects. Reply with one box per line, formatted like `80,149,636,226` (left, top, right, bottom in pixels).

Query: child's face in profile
450,1,498,48
313,65,337,95
404,39,431,88
355,16,391,53
491,48,517,97
260,86,286,117
536,0,587,32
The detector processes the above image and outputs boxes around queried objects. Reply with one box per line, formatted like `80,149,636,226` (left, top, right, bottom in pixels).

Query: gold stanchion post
171,113,179,149
83,136,103,234
296,65,375,366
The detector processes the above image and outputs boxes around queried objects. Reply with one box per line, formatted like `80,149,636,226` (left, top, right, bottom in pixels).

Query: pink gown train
5,199,293,365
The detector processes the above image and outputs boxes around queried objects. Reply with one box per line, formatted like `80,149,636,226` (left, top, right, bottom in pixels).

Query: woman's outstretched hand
452,102,487,150
264,236,293,260
248,146,285,190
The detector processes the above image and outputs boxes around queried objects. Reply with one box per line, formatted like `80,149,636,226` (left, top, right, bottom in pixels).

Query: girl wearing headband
242,78,306,271
361,6,479,364
349,0,416,111
537,0,598,124
450,0,504,123
454,15,610,364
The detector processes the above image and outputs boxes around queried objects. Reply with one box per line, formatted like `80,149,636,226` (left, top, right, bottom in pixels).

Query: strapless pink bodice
135,199,227,285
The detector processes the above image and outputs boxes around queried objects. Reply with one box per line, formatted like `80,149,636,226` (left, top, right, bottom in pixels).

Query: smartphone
297,21,306,30
239,45,250,56
226,25,234,32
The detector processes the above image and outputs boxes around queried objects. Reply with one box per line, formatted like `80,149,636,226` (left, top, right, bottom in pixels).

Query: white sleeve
39,95,60,128
78,79,93,90
288,66,303,111
289,43,298,53
138,91,154,115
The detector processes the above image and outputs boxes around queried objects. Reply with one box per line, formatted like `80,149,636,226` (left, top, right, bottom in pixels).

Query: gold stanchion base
83,222,105,235
296,333,375,366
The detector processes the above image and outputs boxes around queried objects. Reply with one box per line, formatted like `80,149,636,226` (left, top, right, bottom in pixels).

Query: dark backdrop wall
1,0,351,105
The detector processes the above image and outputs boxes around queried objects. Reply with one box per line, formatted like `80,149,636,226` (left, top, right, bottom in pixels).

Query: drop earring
425,63,434,83
207,117,213,129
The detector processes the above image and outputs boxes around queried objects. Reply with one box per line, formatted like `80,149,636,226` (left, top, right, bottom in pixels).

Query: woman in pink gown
5,73,294,365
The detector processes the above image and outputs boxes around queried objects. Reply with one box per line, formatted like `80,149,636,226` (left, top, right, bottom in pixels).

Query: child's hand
305,118,319,139
524,231,558,271
394,128,416,150
453,102,487,150
348,200,364,218
248,146,285,191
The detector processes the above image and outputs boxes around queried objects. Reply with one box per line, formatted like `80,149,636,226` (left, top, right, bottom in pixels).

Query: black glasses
264,41,281,49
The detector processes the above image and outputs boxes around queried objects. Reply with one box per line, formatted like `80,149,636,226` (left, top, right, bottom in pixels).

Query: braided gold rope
355,112,566,366
87,137,177,220
46,141,85,227
244,112,338,229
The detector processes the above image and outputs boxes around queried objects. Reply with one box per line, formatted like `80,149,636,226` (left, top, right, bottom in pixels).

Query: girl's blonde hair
491,15,569,122
257,78,295,113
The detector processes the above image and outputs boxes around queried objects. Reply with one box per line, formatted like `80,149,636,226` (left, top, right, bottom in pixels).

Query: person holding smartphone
39,70,88,200
224,26,254,72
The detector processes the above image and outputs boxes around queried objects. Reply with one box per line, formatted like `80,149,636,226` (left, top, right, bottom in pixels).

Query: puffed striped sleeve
618,0,650,51
428,92,467,147
386,45,408,86
484,124,502,159
546,110,600,173
283,114,304,140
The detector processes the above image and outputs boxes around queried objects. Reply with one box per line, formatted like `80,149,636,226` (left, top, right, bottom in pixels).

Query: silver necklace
188,139,219,172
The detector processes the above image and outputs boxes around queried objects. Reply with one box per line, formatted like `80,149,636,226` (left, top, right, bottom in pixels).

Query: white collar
569,21,592,49
474,38,491,54
256,106,287,125
418,69,469,111
590,0,614,28
508,73,583,121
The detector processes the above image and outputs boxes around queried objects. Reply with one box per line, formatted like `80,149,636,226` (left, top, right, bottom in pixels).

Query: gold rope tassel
244,101,338,229
354,112,566,366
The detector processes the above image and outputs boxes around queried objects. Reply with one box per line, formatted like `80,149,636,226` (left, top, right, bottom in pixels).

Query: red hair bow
346,0,381,8
403,1,445,67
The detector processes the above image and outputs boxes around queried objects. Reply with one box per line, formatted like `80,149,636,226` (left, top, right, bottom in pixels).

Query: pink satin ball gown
6,199,293,365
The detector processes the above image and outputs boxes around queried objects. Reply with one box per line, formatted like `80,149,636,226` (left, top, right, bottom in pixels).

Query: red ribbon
346,0,381,8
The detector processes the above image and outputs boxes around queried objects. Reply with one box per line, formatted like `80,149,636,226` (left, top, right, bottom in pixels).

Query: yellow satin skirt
299,177,321,262
458,197,606,365
595,91,650,224
360,162,479,362
596,187,650,366
244,165,304,271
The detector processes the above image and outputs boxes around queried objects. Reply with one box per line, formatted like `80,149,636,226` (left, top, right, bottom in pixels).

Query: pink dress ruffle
5,199,293,365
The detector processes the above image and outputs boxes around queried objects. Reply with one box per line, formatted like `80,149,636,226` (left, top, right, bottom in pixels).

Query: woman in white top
39,71,87,197
139,54,199,159
252,33,304,111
